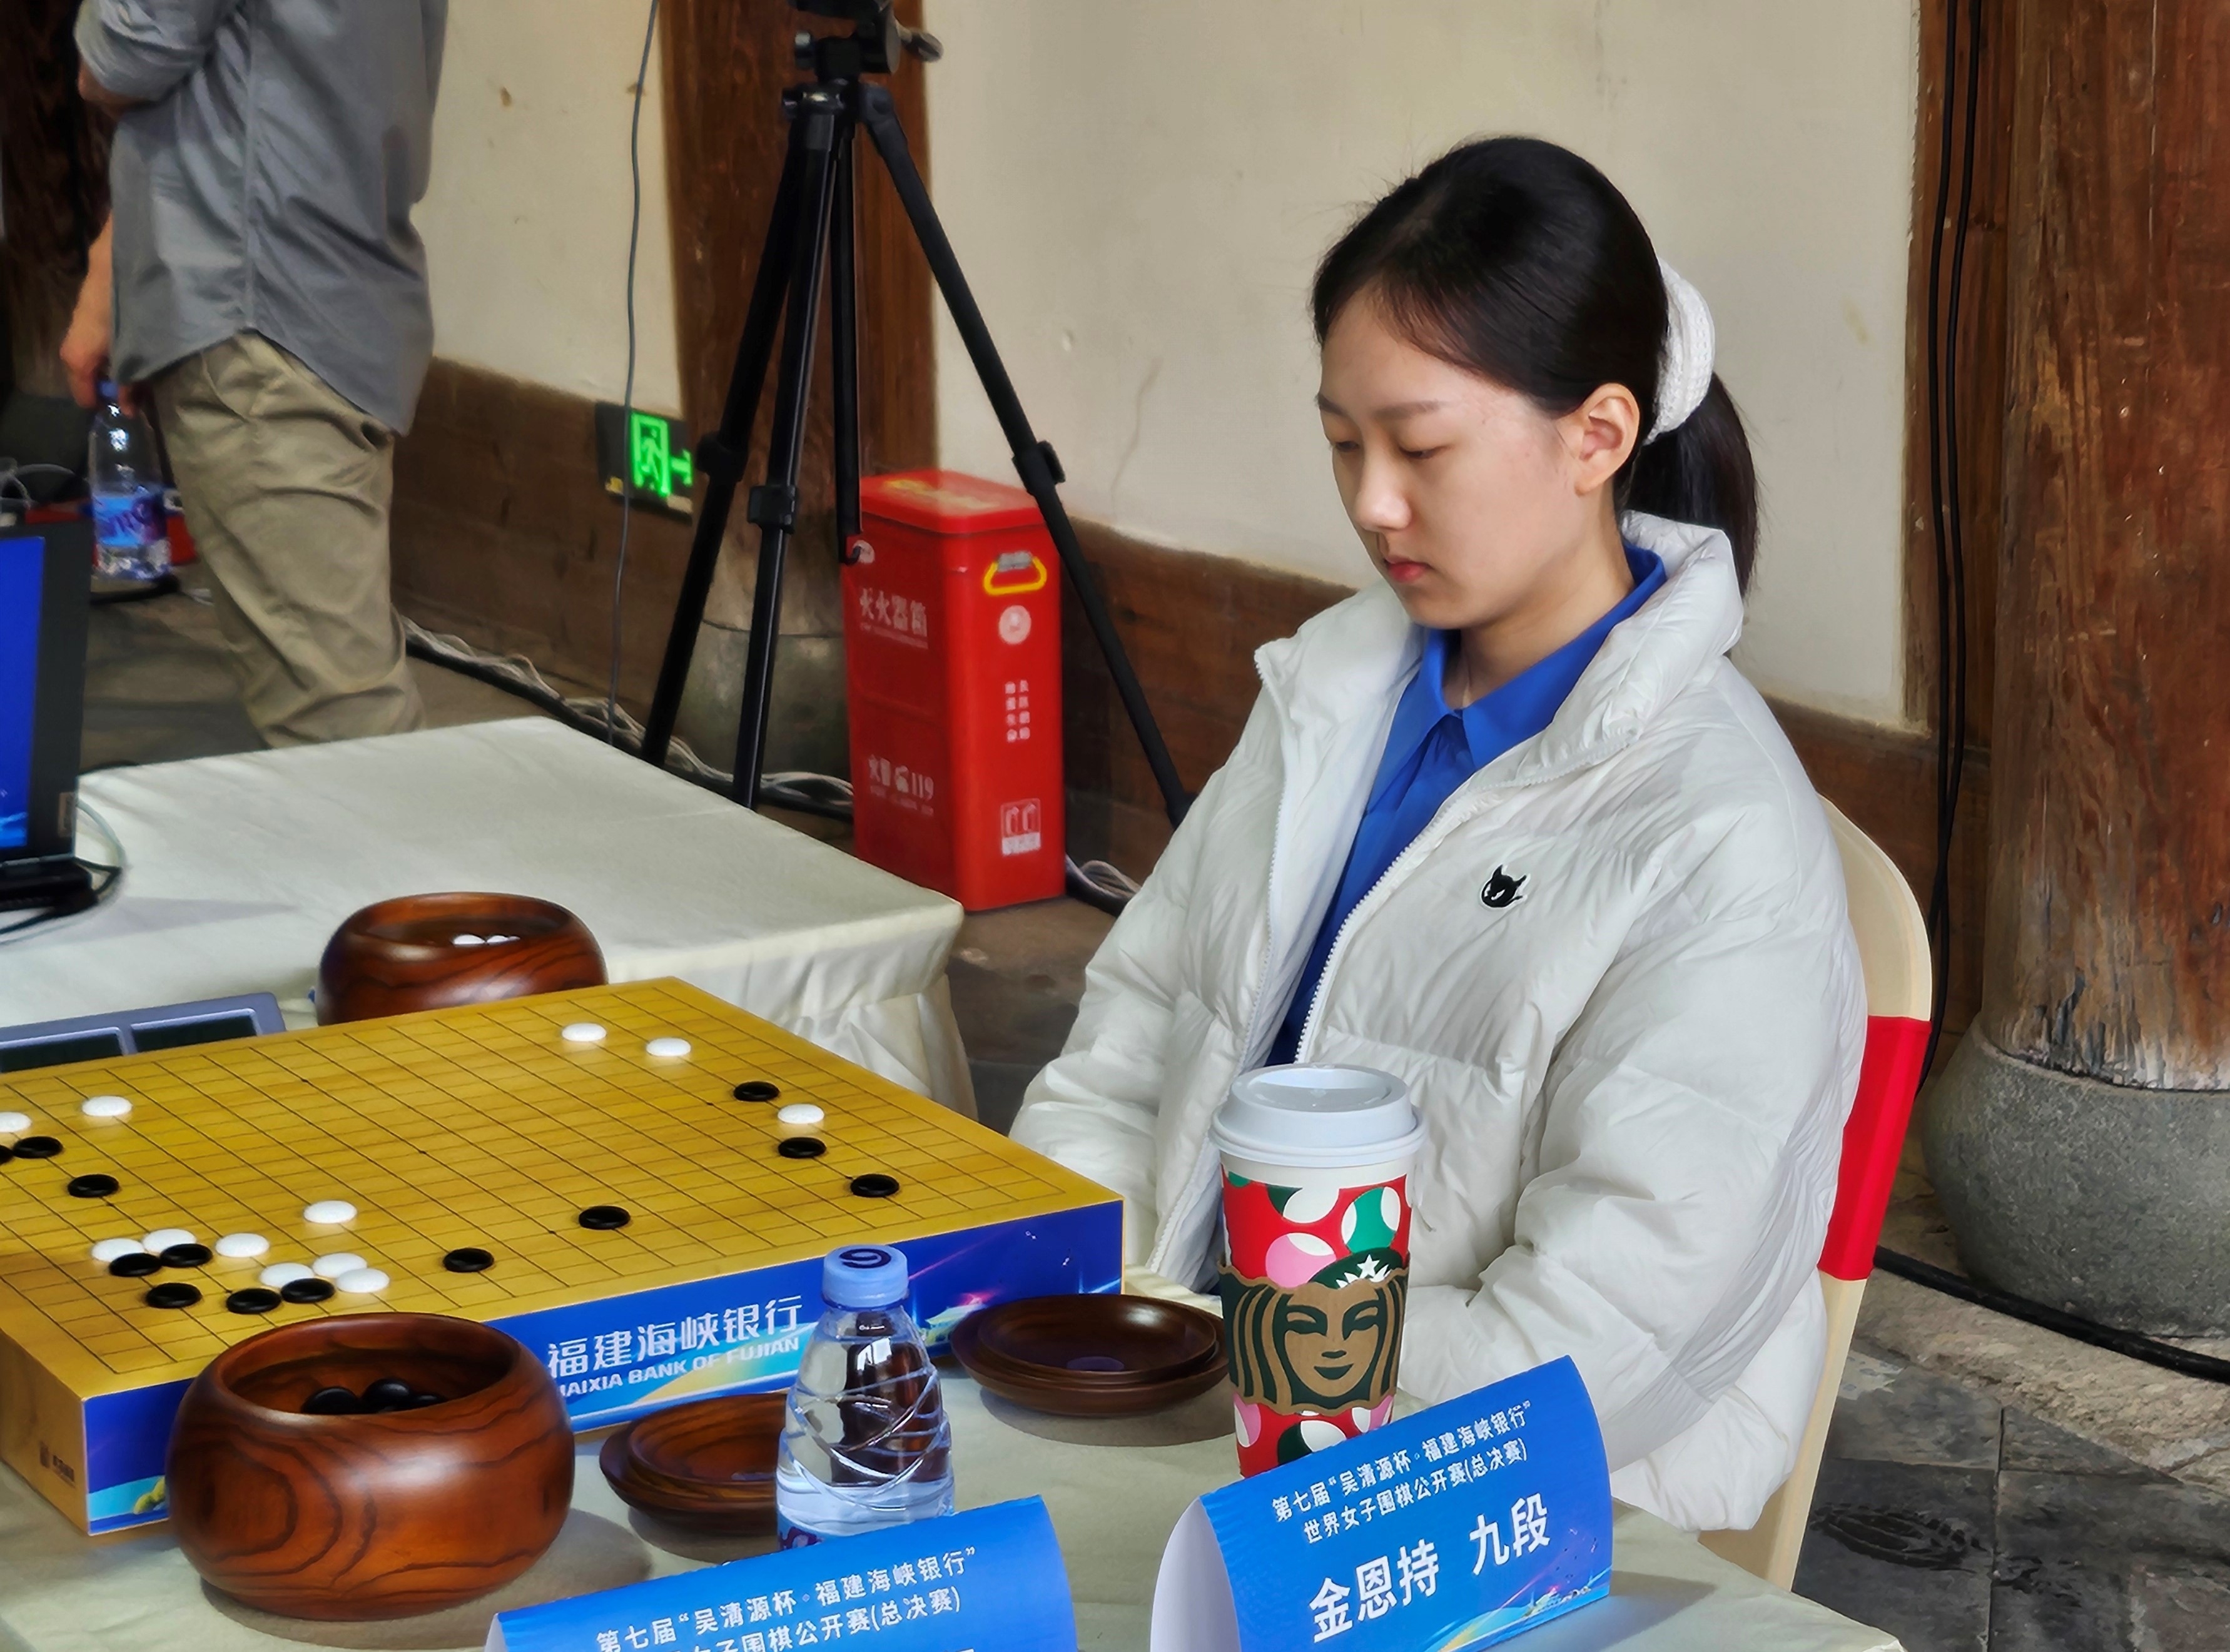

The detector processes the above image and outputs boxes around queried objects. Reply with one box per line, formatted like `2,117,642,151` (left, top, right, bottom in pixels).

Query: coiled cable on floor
402,618,841,818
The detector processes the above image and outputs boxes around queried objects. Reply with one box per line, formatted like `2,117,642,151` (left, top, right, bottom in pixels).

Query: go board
0,978,1120,1533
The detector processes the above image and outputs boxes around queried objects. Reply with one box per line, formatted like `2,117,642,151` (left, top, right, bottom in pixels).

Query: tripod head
791,0,941,77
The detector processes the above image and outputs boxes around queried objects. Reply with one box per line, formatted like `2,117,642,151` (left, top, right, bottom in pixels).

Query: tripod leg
829,121,863,557
639,106,811,768
731,91,843,808
856,84,1190,828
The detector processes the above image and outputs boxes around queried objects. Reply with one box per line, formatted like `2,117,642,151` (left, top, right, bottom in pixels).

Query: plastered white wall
923,1,1917,722
415,0,684,413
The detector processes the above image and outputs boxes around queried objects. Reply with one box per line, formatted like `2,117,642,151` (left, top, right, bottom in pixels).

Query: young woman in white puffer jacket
1011,137,1865,1534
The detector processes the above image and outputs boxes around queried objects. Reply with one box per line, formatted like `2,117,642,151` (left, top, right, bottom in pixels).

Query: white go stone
335,1267,390,1295
259,1262,314,1289
453,933,485,946
141,1229,195,1252
79,1095,133,1119
302,1200,357,1225
312,1252,367,1279
0,1111,28,1133
645,1036,691,1058
561,1022,606,1044
776,1103,825,1126
215,1232,270,1259
89,1237,140,1263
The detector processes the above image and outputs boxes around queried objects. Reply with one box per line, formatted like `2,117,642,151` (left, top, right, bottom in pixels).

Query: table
1,719,972,1112
0,1374,1900,1652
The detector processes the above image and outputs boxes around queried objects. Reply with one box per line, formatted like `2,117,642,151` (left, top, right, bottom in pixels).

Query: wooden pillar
1925,0,2230,1330
652,0,935,771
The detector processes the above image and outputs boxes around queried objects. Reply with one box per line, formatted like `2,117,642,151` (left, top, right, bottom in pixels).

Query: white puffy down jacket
1012,514,1865,1532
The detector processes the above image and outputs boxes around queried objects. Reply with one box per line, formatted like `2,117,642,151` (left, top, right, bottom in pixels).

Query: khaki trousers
153,332,424,746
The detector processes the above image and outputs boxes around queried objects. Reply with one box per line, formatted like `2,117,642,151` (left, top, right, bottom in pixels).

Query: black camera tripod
638,11,1188,833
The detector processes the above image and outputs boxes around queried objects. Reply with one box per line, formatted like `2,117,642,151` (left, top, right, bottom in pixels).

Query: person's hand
59,298,111,409
61,218,117,409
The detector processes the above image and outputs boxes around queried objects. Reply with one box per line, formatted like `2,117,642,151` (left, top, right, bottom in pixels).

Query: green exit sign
594,402,694,517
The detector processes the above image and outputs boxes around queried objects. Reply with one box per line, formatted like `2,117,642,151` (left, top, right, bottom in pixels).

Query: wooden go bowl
317,891,606,1025
166,1313,576,1621
624,1392,784,1499
949,1296,1229,1417
599,1393,784,1534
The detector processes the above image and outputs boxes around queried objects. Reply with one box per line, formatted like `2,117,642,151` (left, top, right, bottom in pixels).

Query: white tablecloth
1,720,971,1112
0,1372,1899,1652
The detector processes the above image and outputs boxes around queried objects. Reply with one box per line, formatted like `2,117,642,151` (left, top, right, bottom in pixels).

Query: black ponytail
1311,136,1760,592
1627,377,1758,589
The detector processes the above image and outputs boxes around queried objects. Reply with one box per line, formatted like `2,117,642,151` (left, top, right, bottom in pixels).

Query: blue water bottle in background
88,381,170,582
775,1244,955,1547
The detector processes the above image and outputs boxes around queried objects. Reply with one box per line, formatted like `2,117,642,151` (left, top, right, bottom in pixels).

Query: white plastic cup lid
1210,1065,1424,1171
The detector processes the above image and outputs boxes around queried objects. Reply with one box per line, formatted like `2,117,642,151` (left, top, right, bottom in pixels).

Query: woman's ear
1559,383,1641,497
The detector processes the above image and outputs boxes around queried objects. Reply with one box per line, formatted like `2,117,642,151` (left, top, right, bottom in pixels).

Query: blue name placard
1153,1357,1611,1651
488,1498,1075,1652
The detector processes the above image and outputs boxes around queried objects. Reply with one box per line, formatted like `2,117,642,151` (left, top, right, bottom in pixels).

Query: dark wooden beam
1979,0,2230,1088
0,0,110,395
657,0,935,484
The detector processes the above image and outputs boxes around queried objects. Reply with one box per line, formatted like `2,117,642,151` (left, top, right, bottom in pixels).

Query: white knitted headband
1648,258,1716,443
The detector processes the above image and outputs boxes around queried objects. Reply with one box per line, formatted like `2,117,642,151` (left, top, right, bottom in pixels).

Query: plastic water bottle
88,381,170,582
775,1244,954,1547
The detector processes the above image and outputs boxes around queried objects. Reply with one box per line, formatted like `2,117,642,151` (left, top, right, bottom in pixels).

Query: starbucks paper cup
1209,1065,1425,1476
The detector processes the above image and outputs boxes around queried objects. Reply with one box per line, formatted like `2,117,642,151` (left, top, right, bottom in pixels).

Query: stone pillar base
1923,1028,2230,1335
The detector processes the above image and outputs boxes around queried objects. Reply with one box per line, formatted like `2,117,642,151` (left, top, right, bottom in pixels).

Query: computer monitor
0,520,91,898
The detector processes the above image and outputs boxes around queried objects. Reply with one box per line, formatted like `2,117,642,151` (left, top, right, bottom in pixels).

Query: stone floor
78,565,539,775
1800,1344,2230,1650
71,573,2230,1651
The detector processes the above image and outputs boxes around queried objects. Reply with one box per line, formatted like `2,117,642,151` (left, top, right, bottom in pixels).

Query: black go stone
361,1377,415,1411
108,1252,162,1278
732,1081,782,1103
226,1288,281,1315
280,1277,336,1304
0,1144,14,1164
849,1173,900,1199
12,1136,61,1159
160,1242,213,1268
578,1205,631,1230
302,1386,363,1417
409,1392,447,1409
778,1137,826,1160
442,1247,495,1273
66,1173,119,1199
144,1282,201,1309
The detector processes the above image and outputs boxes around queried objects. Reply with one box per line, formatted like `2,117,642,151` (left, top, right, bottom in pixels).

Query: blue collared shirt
1266,546,1667,1065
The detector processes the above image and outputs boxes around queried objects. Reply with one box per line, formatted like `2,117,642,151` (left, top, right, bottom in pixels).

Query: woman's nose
1351,454,1412,534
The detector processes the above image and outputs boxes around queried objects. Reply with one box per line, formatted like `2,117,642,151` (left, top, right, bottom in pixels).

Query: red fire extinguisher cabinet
846,470,1065,910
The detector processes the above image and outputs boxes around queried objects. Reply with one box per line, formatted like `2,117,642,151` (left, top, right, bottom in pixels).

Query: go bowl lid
1210,1065,1423,1170
822,1243,909,1309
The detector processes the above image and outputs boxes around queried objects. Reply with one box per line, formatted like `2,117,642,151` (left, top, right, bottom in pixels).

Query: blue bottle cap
821,1244,908,1309
96,379,118,400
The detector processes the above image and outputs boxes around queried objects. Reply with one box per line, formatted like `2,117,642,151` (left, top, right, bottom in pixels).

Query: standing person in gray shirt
59,0,449,746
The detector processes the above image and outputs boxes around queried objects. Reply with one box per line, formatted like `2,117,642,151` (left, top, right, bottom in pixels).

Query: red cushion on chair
1819,1014,1930,1281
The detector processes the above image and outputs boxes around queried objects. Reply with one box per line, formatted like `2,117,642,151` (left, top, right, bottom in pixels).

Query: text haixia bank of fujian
545,1297,808,1396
